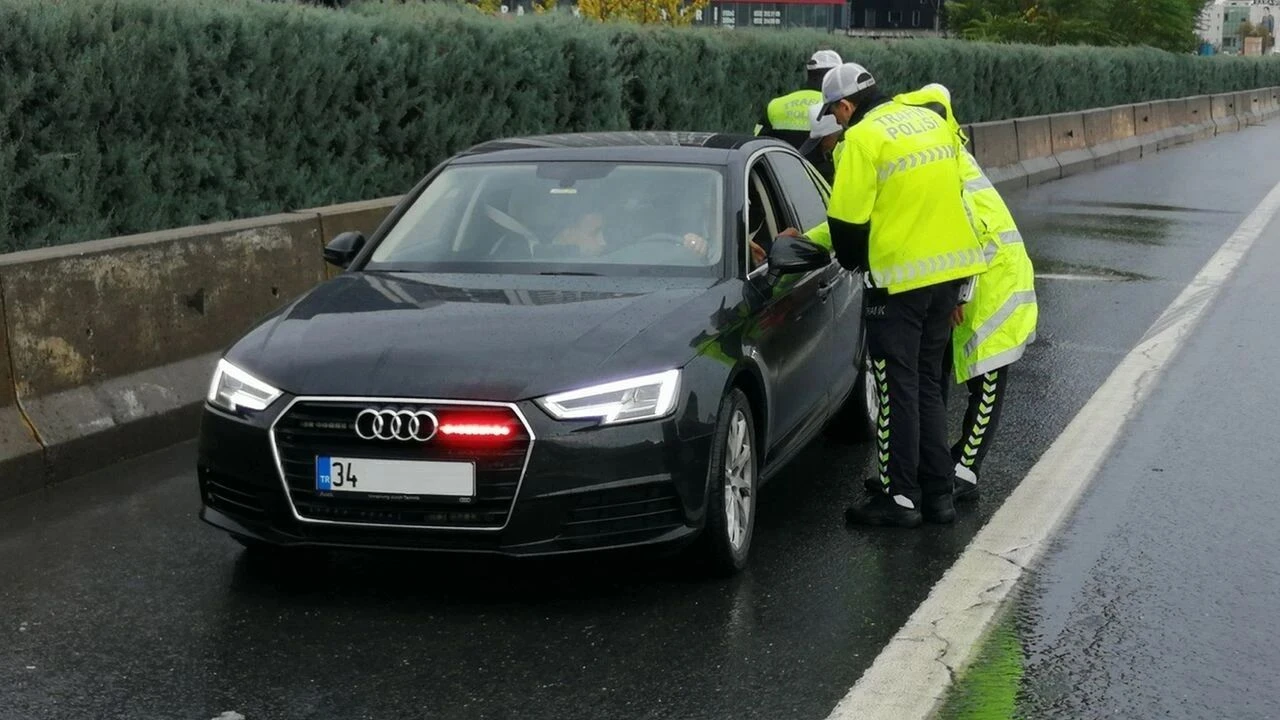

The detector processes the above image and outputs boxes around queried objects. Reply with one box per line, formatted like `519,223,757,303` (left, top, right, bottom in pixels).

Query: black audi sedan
197,131,874,575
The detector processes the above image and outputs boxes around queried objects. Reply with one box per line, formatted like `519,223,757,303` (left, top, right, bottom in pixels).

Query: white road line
825,177,1280,720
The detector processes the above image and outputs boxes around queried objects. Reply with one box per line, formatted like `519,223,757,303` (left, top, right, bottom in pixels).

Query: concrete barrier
1236,91,1259,126
0,214,325,484
1081,105,1140,168
1185,96,1215,140
0,302,43,501
1014,116,1061,186
1212,94,1241,134
304,197,402,279
1157,99,1195,149
1133,103,1162,155
1048,112,1094,177
969,120,1026,191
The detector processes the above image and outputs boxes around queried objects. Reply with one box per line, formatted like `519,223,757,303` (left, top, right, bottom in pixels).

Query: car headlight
207,358,283,413
536,369,681,425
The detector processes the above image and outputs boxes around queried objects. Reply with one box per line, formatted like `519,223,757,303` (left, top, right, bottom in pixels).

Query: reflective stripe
966,175,994,193
870,247,985,288
963,290,1037,356
966,340,1030,378
878,144,957,182
873,358,891,485
984,229,1025,261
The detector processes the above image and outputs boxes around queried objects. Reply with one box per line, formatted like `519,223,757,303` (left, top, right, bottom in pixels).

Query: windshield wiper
539,271,602,276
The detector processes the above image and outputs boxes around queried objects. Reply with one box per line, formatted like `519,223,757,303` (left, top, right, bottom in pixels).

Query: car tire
691,387,758,576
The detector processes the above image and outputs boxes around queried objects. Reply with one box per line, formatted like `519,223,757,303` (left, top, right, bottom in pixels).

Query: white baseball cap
799,104,842,155
807,50,843,71
922,82,952,103
820,62,877,115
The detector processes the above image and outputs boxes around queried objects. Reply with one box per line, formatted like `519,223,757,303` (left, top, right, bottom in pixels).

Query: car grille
560,483,685,543
272,400,532,529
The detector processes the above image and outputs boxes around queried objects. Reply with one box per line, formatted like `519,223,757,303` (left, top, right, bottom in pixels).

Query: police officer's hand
951,304,964,327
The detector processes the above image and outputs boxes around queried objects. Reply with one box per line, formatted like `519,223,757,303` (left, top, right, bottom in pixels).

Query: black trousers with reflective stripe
941,336,1010,479
865,280,962,503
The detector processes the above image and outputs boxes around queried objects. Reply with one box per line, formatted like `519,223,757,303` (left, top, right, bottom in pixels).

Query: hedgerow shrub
2,0,1279,251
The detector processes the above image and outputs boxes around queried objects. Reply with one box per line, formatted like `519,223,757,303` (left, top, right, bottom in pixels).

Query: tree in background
947,0,1118,45
944,0,1209,52
470,0,558,14
575,0,709,24
1237,19,1275,53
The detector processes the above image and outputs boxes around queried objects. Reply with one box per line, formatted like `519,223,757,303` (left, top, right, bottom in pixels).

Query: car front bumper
196,396,716,557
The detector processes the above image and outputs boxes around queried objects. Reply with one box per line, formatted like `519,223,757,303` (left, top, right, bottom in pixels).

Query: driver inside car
551,211,607,257
652,188,767,267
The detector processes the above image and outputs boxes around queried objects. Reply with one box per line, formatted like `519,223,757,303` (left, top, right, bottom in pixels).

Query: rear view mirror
324,231,366,269
768,235,830,275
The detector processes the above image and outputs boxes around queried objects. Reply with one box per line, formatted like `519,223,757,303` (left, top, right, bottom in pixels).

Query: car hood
225,272,723,402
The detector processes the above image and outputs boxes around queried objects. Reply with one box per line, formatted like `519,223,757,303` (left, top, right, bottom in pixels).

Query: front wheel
690,388,758,576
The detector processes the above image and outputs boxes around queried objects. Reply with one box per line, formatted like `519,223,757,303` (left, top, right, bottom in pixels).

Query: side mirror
323,231,366,269
767,235,831,275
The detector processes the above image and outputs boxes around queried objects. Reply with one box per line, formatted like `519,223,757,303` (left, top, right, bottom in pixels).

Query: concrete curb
0,86,1277,503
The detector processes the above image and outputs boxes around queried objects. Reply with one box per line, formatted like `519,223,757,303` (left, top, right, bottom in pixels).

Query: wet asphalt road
4,121,1280,720
1002,165,1280,718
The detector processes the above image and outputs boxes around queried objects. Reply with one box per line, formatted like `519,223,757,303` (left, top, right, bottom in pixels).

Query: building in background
1198,1,1226,49
1202,0,1278,54
847,0,941,33
695,0,847,30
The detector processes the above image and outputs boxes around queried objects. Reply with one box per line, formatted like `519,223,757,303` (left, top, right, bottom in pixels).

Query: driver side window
745,163,784,274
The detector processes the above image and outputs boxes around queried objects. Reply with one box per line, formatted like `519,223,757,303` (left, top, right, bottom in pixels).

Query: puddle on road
1057,200,1235,215
1019,211,1175,247
1031,258,1152,282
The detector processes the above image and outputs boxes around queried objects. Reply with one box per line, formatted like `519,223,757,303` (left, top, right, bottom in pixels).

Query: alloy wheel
723,409,754,553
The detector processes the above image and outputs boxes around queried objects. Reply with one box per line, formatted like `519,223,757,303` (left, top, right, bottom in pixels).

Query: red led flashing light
439,423,513,437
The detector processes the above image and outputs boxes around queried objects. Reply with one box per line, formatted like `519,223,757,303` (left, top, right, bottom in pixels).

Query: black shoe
953,463,979,503
845,490,923,528
863,476,888,495
922,493,956,524
953,478,979,503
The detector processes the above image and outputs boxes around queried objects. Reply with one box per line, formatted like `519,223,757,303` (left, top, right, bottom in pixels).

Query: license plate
315,456,476,497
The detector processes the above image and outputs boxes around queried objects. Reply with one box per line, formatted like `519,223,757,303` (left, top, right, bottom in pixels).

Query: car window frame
743,148,806,281
764,150,831,237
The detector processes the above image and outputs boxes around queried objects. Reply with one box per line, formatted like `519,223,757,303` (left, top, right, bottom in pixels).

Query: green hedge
3,0,1280,251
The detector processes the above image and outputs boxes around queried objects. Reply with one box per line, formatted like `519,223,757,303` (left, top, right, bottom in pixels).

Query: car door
743,153,836,465
765,150,865,408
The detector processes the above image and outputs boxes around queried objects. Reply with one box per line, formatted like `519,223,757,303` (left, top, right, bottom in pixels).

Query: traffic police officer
820,63,988,528
798,103,845,185
891,83,1038,502
755,49,843,163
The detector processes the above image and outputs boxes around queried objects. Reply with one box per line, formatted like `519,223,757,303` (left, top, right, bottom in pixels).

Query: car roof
450,131,796,166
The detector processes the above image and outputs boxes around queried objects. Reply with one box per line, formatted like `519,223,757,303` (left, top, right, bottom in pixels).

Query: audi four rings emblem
354,408,439,441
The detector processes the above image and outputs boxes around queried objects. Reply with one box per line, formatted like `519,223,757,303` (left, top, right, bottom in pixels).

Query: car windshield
365,162,726,277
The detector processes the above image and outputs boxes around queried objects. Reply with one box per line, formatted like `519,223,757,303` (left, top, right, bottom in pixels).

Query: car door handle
817,278,838,299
